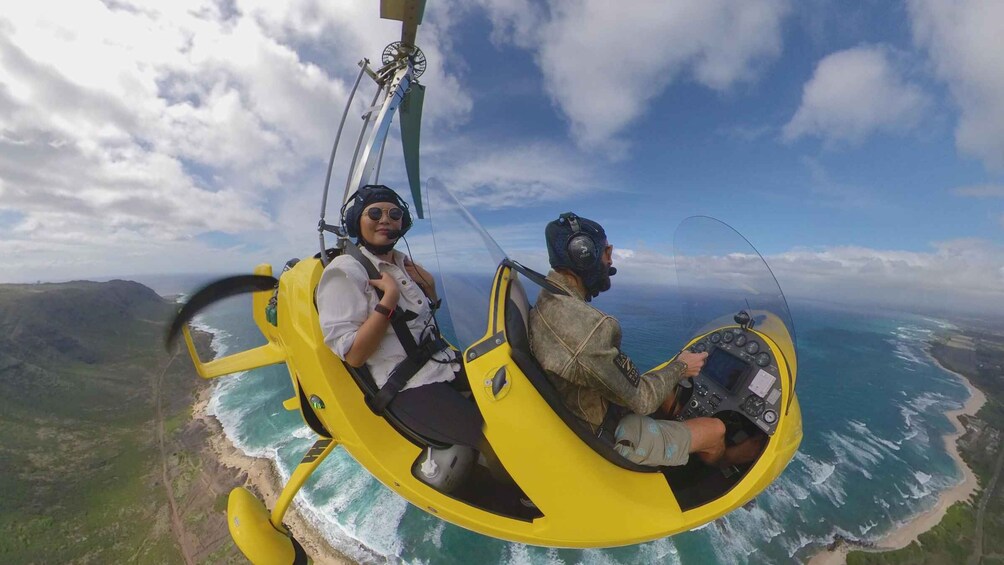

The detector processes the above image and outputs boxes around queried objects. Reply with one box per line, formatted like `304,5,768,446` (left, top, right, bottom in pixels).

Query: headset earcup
399,203,413,235
566,234,597,269
343,191,363,238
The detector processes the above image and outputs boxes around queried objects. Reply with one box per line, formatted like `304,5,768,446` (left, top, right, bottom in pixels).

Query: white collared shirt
316,245,457,390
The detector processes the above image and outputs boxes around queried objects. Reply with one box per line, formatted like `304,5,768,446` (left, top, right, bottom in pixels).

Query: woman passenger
315,185,483,451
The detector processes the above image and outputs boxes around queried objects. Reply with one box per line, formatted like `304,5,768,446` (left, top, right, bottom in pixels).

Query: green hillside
0,280,242,564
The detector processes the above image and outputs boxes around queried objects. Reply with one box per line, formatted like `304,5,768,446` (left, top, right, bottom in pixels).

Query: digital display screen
703,348,750,392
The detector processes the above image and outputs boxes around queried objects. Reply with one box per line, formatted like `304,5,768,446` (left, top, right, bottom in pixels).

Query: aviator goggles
365,207,404,221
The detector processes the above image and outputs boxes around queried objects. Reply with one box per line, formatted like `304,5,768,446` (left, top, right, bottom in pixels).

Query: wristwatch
374,303,393,319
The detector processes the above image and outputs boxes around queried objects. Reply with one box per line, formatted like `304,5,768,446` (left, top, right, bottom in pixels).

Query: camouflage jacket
528,270,688,430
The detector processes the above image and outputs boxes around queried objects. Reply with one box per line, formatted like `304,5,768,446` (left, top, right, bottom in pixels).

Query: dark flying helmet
340,184,413,253
545,212,617,301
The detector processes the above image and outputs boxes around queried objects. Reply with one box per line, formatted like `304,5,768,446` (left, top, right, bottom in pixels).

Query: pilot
316,185,483,458
528,212,761,467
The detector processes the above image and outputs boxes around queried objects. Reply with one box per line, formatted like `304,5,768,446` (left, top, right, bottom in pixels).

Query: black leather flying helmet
545,212,615,300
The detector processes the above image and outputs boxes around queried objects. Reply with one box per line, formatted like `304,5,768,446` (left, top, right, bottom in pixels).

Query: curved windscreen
674,216,797,378
426,177,508,350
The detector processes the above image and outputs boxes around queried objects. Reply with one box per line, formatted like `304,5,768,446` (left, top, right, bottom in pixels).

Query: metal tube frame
318,60,369,264
317,57,416,263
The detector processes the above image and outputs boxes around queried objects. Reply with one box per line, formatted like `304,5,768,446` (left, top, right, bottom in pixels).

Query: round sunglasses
365,207,404,221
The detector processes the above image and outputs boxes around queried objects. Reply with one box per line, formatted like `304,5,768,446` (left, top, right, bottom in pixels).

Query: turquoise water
177,282,969,565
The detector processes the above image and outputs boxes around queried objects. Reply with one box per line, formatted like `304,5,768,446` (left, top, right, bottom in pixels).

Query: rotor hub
382,41,426,79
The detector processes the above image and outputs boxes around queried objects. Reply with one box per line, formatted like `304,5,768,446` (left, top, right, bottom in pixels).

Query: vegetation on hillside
0,281,243,564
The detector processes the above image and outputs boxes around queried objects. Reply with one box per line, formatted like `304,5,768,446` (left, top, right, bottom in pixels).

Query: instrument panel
678,328,783,435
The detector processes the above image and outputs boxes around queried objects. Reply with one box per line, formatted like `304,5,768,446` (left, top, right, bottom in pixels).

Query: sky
1,0,1003,317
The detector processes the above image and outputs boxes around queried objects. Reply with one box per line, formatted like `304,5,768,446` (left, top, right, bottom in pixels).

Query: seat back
503,272,657,473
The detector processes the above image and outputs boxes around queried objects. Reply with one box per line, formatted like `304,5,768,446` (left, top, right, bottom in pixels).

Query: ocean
168,276,970,565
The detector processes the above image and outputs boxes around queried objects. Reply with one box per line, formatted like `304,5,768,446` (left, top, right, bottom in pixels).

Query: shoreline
807,338,987,565
193,384,356,565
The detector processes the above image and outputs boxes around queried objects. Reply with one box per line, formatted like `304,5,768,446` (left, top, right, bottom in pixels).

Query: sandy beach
192,385,356,565
807,343,987,565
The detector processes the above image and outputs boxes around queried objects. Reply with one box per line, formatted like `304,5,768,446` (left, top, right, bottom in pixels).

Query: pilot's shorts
613,413,692,467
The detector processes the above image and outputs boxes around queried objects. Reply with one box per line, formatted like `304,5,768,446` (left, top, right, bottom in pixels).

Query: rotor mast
317,0,428,262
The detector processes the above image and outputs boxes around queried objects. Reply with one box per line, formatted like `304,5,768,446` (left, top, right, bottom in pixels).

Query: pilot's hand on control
369,272,400,307
677,351,708,378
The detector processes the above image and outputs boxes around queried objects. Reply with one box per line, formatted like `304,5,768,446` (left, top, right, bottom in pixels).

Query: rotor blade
165,275,278,349
400,83,425,218
380,0,426,47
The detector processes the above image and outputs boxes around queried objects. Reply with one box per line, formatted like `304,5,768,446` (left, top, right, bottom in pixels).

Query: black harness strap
503,258,568,296
343,243,444,414
371,335,449,412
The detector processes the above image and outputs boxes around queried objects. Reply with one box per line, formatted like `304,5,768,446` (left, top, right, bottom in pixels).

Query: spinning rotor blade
165,275,278,349
400,83,425,218
380,0,426,48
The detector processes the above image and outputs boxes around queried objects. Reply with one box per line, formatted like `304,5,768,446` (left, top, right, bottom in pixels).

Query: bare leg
719,434,766,466
683,417,726,465
658,389,679,418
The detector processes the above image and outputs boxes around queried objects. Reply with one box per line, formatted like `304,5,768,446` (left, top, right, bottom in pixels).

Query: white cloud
239,0,473,132
0,0,473,282
909,0,1004,170
770,240,1004,314
479,0,790,152
428,139,605,209
601,238,1004,317
783,45,931,144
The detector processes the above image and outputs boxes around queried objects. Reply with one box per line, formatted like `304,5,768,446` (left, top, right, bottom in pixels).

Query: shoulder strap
503,258,568,296
342,242,381,279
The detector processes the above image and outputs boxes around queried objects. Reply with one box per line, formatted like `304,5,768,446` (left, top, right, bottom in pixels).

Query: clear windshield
424,194,795,376
674,216,797,375
426,177,508,349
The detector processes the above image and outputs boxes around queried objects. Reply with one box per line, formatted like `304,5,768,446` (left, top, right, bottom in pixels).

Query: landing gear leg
227,438,338,564
271,438,337,527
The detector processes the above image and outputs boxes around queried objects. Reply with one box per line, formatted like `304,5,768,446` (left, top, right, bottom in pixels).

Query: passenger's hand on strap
369,272,400,308
345,273,400,367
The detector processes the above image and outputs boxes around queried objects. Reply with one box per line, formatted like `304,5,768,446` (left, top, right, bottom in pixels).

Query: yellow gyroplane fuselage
179,253,802,561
